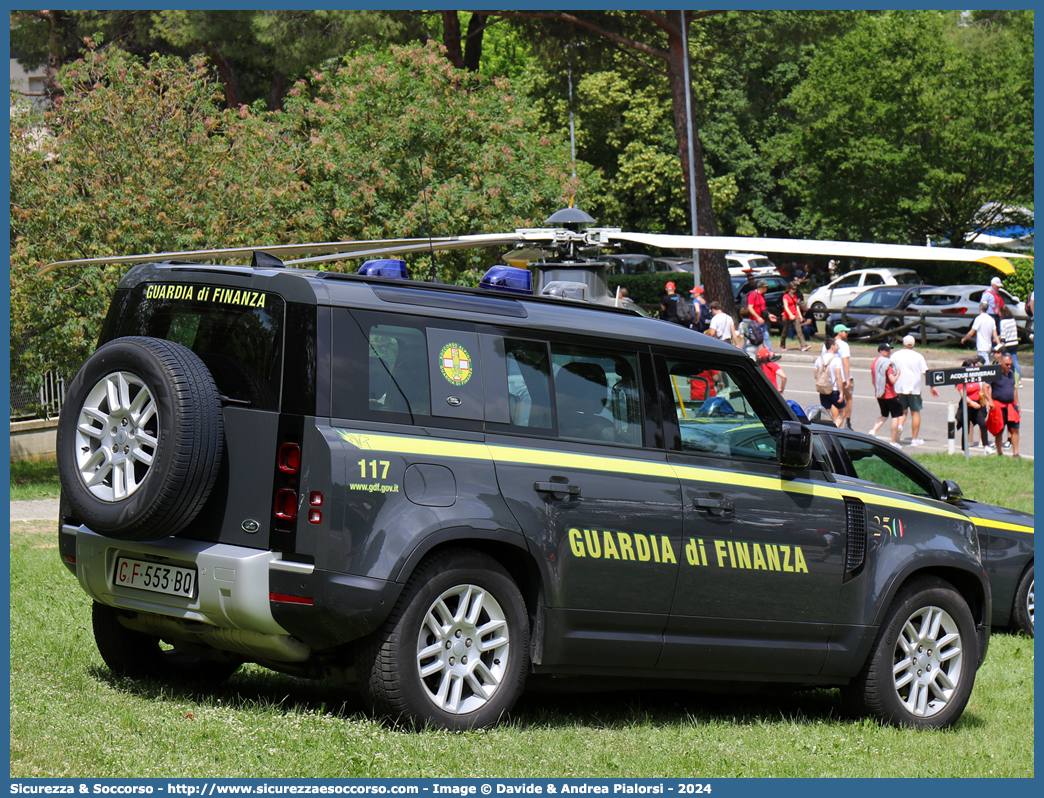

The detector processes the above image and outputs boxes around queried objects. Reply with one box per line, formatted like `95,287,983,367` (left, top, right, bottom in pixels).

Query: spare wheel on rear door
56,336,224,541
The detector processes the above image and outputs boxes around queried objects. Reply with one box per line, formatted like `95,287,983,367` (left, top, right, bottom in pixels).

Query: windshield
912,294,960,307
850,288,905,308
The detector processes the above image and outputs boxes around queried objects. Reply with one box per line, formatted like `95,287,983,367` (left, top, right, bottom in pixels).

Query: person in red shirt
779,281,811,351
956,357,992,452
748,280,778,354
689,370,719,402
756,347,786,393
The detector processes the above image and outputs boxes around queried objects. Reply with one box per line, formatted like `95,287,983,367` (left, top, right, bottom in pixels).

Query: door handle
534,481,581,497
693,492,734,515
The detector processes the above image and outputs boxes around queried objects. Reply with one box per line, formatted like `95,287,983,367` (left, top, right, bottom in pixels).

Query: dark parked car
811,426,1033,637
605,254,680,275
826,285,935,340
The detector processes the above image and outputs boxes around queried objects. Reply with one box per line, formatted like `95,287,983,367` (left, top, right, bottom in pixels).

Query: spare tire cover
56,336,224,541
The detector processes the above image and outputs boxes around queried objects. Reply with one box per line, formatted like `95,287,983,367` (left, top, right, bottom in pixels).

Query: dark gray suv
56,249,990,730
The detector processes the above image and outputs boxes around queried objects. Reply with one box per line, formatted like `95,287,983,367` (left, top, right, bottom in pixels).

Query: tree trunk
463,14,485,71
665,16,733,316
207,48,242,108
442,12,465,69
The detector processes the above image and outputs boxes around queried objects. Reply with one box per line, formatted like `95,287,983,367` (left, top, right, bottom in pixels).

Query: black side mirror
940,479,964,503
778,420,812,470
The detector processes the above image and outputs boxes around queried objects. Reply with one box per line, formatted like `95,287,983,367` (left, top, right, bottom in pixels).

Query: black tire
1012,565,1034,636
92,602,242,683
811,302,827,321
841,577,977,729
56,336,224,541
356,549,529,730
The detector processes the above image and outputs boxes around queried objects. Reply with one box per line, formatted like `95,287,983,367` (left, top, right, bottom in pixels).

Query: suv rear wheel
842,577,976,729
1012,565,1034,636
57,337,224,541
356,549,529,730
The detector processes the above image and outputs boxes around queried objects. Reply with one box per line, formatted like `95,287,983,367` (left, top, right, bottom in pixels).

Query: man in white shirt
889,335,939,446
707,301,736,343
961,301,998,363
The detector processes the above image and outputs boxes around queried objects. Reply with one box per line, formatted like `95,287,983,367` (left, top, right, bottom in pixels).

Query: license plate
114,557,197,599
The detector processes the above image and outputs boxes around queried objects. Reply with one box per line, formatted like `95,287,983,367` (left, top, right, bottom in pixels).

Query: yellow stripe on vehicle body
334,429,972,523
971,518,1034,535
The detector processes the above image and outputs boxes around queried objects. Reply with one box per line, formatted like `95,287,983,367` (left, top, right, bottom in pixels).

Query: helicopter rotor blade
285,234,525,266
606,231,1029,274
37,237,470,276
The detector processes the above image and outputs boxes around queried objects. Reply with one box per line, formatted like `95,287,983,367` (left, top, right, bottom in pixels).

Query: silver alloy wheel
892,604,964,718
415,583,510,715
74,371,159,502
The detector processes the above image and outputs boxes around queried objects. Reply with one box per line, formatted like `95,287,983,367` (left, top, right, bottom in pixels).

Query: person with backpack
707,301,736,343
813,336,845,427
688,286,709,332
985,276,1006,329
674,286,696,327
660,281,683,324
735,306,764,358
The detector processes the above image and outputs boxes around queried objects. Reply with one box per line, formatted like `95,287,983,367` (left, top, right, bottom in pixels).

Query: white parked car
906,284,1030,342
807,267,923,320
726,253,779,276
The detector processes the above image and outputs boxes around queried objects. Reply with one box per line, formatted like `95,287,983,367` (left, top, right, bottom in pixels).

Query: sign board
928,365,999,387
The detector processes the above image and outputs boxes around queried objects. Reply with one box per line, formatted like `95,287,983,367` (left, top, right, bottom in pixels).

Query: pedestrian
822,323,853,429
985,353,1020,456
813,336,845,427
748,279,777,353
869,342,903,448
735,306,763,358
994,305,1021,387
955,356,992,452
660,281,683,324
985,276,1006,329
889,335,939,446
780,282,811,351
757,347,787,393
960,301,998,364
689,285,709,333
706,301,736,343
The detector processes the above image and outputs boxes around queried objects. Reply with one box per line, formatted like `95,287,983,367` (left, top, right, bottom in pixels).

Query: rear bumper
60,523,401,657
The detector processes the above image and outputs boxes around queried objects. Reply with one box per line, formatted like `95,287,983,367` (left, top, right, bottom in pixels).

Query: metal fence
10,335,66,420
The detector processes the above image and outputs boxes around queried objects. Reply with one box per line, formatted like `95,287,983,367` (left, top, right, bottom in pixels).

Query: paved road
775,347,1033,459
10,498,60,522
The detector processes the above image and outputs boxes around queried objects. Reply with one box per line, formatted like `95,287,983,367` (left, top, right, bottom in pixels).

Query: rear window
893,272,922,285
117,283,285,411
912,294,960,307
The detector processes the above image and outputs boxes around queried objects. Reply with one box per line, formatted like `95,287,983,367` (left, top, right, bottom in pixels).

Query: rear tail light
270,593,314,606
278,443,301,474
274,489,298,520
942,307,968,315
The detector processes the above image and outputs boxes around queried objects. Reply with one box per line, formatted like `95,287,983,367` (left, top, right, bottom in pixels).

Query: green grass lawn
9,456,60,501
9,520,1035,778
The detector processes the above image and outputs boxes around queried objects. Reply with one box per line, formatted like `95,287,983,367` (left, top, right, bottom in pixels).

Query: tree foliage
775,10,1034,244
10,44,584,383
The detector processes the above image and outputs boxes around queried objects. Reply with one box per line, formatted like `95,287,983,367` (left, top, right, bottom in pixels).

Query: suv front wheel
356,549,529,730
842,577,977,729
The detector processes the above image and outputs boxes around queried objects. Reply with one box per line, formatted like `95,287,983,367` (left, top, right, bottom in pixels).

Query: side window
834,274,861,289
864,273,885,286
550,344,642,447
665,358,781,463
367,323,431,416
331,309,482,427
504,339,553,431
835,437,935,497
